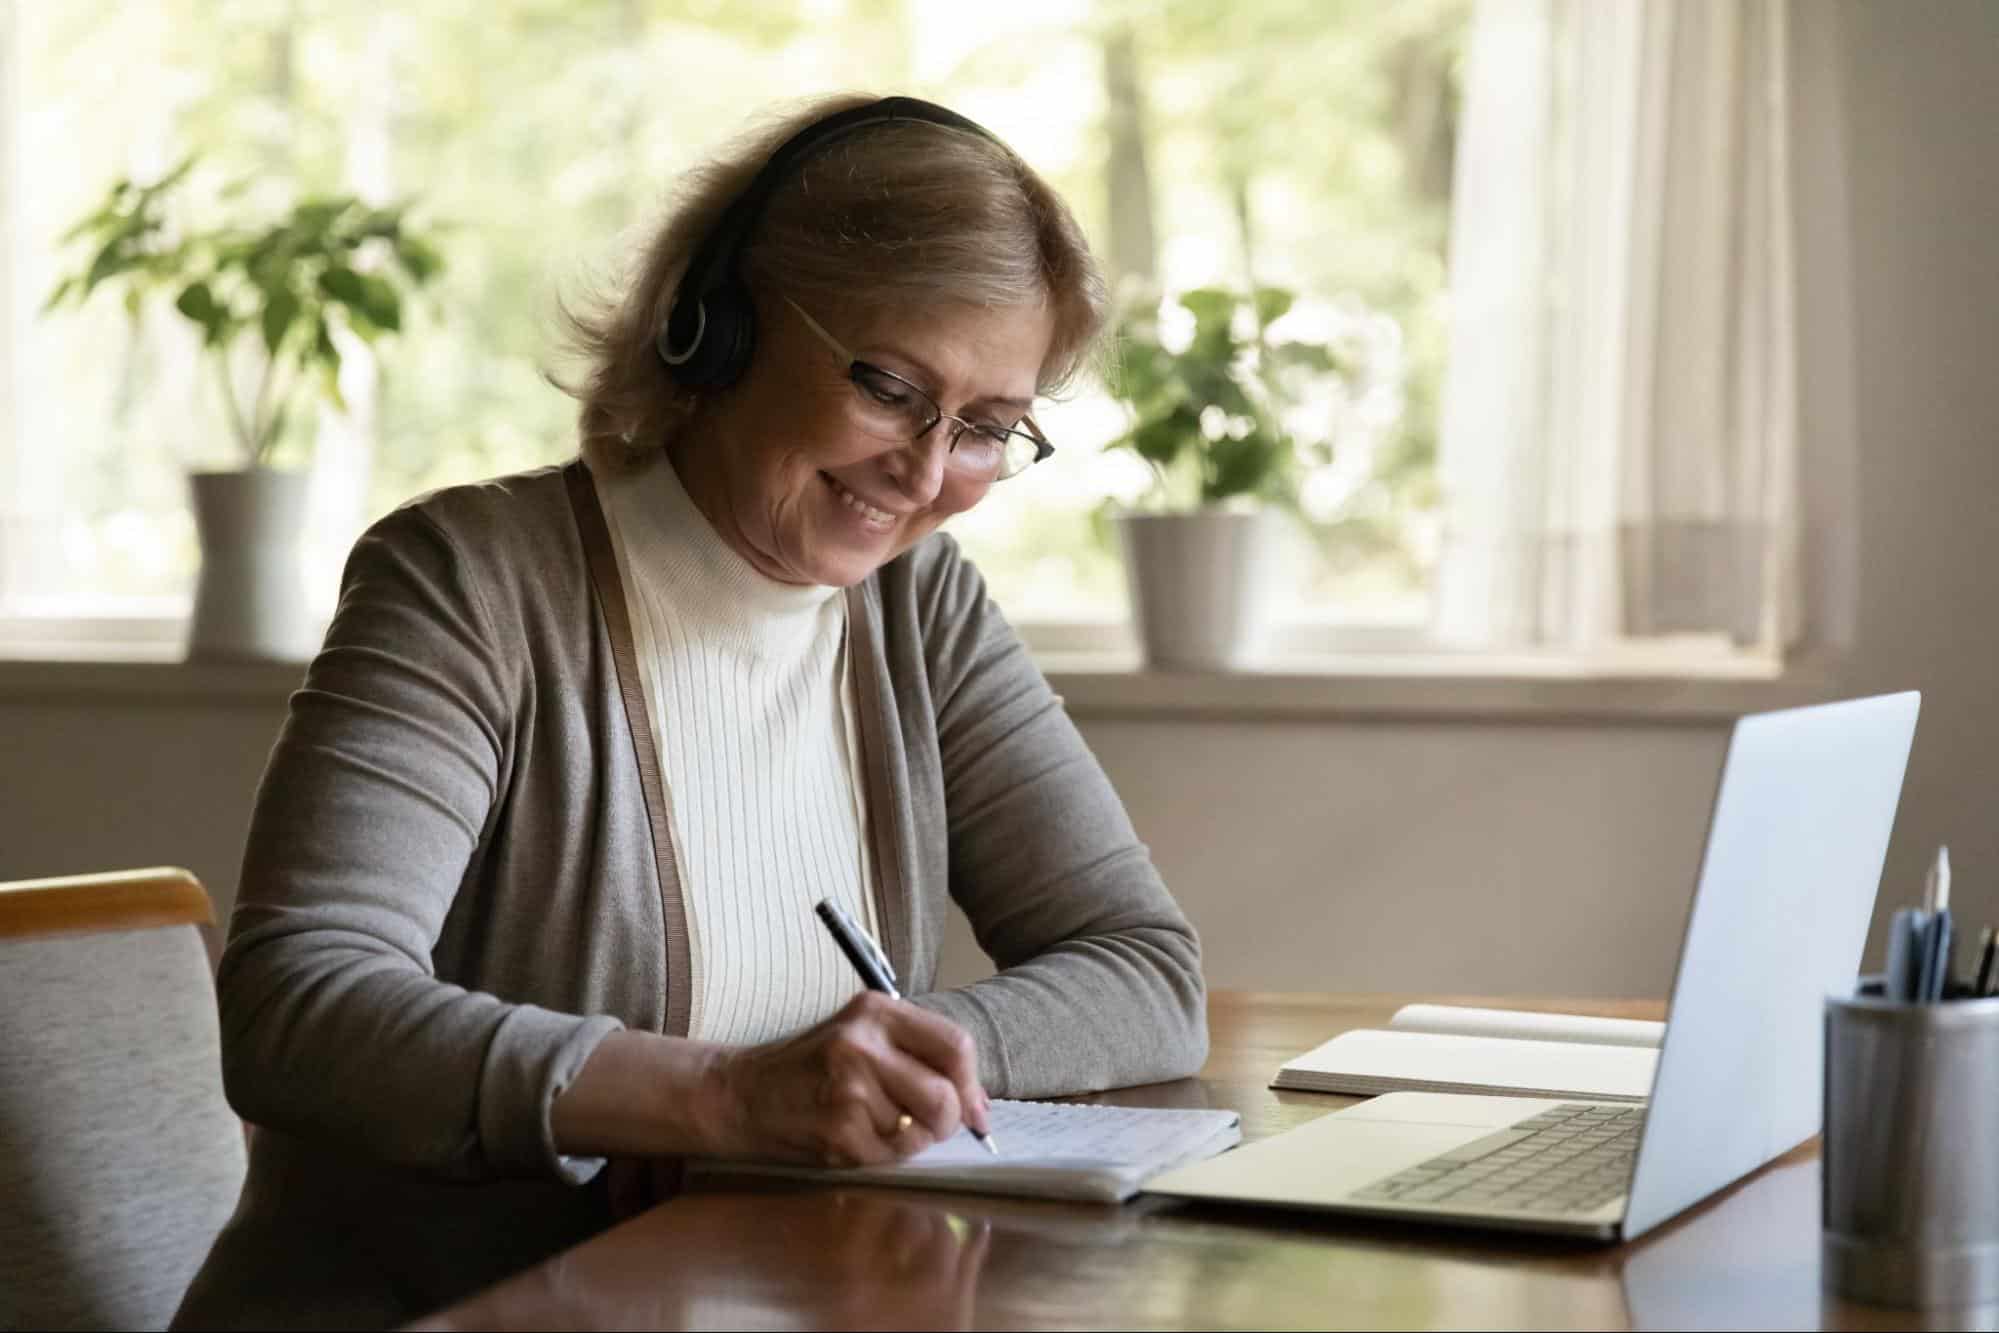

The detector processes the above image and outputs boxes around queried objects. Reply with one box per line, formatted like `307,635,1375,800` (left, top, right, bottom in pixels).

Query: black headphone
655,96,1002,390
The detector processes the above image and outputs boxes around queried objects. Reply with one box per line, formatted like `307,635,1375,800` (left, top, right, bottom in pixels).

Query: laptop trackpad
1148,1094,1564,1208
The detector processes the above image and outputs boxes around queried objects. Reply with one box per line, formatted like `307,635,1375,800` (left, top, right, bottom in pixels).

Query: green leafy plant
44,158,446,468
1105,285,1347,512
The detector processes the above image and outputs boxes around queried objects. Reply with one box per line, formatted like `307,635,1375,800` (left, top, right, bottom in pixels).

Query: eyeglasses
784,297,1053,482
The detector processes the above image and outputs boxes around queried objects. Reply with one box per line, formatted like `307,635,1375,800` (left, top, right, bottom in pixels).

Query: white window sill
0,642,1833,722
1039,652,1831,723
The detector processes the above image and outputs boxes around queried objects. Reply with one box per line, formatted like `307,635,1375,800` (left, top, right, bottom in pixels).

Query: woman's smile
820,471,901,532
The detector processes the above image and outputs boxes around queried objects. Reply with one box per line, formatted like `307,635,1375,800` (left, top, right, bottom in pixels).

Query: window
2,0,1469,655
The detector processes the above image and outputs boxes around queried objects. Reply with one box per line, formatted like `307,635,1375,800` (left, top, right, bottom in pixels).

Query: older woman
175,94,1205,1327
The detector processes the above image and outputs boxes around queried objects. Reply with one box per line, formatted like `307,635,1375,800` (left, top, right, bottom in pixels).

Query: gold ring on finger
895,1113,914,1133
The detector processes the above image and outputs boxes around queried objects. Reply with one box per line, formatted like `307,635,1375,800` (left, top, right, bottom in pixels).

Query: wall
1831,0,1999,969
0,685,285,966
4,1,1997,1002
0,675,1730,995
937,711,1727,995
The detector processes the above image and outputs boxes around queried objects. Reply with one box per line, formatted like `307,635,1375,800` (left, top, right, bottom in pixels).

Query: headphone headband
657,96,1002,387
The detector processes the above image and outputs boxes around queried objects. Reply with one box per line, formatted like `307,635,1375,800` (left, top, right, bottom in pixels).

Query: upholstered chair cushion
1,914,247,1331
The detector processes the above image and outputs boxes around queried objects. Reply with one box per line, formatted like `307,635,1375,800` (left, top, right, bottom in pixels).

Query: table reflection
1619,1157,1999,1333
408,1188,990,1332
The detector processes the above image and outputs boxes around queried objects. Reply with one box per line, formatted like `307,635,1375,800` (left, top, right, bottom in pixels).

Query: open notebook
698,1099,1242,1204
1271,1004,1662,1103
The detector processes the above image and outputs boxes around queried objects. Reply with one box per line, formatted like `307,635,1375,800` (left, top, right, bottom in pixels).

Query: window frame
0,0,1805,694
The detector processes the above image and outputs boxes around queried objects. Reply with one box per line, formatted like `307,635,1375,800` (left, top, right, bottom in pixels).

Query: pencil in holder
1822,978,1999,1308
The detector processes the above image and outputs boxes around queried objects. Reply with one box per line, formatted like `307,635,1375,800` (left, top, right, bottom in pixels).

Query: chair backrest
0,868,248,1332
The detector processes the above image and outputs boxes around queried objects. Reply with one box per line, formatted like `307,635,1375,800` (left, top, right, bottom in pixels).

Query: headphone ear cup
663,279,757,390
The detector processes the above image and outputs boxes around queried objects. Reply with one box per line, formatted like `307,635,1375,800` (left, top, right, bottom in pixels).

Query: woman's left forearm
914,923,1209,1098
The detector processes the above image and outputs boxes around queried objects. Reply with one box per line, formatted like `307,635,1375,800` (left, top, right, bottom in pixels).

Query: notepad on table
1271,1004,1662,1103
700,1099,1243,1204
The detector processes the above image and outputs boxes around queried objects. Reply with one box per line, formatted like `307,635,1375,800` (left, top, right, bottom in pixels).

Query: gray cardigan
175,461,1204,1328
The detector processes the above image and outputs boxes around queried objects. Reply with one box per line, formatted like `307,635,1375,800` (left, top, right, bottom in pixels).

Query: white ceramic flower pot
186,467,316,661
1114,508,1280,670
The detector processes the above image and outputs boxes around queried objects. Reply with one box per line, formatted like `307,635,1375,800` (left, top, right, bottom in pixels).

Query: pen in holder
1822,977,1999,1308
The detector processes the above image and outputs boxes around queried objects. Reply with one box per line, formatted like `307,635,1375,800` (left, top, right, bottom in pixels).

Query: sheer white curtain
1434,0,1843,654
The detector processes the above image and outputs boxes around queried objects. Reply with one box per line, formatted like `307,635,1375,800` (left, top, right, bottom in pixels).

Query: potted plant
44,159,445,660
1104,285,1343,669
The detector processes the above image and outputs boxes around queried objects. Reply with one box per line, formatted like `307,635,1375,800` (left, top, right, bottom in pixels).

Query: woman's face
672,296,1055,588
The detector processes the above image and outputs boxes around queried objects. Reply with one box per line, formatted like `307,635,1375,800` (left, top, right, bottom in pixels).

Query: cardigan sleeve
905,538,1208,1097
215,505,621,1183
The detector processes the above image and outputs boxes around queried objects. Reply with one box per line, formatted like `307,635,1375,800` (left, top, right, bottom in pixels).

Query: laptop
1148,691,1920,1242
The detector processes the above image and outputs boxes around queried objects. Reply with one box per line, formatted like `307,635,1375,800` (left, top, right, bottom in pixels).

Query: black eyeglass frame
786,298,1055,481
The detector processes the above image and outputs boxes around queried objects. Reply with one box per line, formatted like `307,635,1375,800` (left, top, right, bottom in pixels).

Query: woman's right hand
703,992,992,1166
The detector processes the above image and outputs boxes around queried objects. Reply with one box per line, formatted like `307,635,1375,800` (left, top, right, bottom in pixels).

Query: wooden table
411,992,1938,1331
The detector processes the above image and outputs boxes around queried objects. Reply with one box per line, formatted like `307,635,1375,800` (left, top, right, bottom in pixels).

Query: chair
0,868,248,1332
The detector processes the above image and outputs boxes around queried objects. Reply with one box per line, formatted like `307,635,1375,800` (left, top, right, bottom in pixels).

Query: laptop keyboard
1350,1103,1644,1215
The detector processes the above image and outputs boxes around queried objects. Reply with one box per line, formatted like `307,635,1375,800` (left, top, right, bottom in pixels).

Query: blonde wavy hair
556,93,1109,473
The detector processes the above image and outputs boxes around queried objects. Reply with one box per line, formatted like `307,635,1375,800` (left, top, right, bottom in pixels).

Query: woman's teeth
828,476,895,527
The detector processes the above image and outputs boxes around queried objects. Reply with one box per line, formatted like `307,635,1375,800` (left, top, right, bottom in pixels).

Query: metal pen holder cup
1823,979,1999,1308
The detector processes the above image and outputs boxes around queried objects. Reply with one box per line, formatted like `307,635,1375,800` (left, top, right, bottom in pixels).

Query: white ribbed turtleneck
594,451,878,1046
